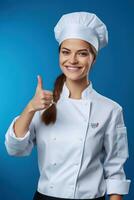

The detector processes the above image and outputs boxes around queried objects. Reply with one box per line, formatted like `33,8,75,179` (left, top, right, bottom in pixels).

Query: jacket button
53,162,57,166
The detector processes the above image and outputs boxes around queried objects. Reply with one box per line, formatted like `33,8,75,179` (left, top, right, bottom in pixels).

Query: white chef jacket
5,81,131,199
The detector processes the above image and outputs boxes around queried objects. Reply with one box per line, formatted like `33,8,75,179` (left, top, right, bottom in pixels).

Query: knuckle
44,90,53,96
40,94,45,99
41,100,45,104
40,105,45,109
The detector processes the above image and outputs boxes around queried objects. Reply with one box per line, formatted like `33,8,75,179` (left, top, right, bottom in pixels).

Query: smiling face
59,39,96,83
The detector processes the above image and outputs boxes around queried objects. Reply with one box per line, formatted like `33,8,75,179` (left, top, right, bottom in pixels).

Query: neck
65,78,90,99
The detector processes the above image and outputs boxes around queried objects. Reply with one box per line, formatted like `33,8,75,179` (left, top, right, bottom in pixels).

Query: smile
65,66,83,72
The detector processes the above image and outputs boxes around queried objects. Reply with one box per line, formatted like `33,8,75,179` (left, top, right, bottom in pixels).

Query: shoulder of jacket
92,89,122,112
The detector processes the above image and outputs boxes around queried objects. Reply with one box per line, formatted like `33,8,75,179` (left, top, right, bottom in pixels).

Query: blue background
0,0,133,199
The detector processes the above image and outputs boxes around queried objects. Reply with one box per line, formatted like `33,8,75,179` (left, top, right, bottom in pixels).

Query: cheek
59,55,65,65
59,55,62,63
81,57,92,67
85,55,94,67
82,59,93,73
59,56,66,72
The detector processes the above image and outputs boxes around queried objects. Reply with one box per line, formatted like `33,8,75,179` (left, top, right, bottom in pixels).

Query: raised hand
29,75,54,112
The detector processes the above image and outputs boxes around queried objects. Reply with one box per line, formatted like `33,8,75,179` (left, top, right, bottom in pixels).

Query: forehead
60,39,90,50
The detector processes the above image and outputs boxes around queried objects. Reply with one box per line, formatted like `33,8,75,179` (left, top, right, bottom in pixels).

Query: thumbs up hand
29,75,54,112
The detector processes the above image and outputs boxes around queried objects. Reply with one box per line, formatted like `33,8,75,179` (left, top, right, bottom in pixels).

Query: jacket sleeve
103,106,131,195
5,113,37,157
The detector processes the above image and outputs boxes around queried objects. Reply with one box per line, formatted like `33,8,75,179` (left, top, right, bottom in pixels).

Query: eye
78,52,89,56
61,50,70,55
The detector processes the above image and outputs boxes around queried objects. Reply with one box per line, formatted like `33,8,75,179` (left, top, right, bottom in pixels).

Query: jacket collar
61,80,93,100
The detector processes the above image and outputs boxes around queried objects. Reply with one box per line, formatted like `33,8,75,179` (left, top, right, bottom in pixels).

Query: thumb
37,75,43,90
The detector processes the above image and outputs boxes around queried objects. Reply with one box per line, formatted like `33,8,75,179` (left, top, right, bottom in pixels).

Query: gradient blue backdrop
0,0,133,199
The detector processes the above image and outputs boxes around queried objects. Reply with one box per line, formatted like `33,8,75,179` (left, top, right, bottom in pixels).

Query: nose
69,54,78,64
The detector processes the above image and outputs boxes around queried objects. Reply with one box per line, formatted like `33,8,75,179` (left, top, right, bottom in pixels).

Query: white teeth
65,66,82,71
68,67,79,69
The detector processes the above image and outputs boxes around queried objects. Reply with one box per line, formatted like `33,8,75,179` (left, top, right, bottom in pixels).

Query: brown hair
41,43,97,125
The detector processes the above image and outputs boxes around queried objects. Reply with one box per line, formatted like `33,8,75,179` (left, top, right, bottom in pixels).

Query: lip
65,65,83,68
64,65,83,73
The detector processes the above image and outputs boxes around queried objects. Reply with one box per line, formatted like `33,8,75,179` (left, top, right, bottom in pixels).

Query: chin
65,74,84,81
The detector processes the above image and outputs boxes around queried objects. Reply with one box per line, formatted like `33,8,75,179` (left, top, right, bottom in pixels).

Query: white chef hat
54,12,108,52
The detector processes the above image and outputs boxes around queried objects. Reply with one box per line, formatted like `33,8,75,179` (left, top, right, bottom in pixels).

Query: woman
5,12,131,200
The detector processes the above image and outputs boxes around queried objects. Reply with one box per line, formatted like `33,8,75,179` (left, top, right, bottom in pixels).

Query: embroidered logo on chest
91,122,99,128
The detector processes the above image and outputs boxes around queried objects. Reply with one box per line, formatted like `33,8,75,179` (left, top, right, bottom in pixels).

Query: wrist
27,101,36,114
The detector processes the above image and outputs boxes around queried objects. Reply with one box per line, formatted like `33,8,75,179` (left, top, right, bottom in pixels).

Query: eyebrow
61,47,89,52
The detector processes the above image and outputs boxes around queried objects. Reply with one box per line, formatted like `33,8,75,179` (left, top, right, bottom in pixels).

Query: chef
5,11,131,200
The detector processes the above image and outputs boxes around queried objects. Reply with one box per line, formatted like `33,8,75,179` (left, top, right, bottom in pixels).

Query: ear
93,58,96,64
92,56,96,65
